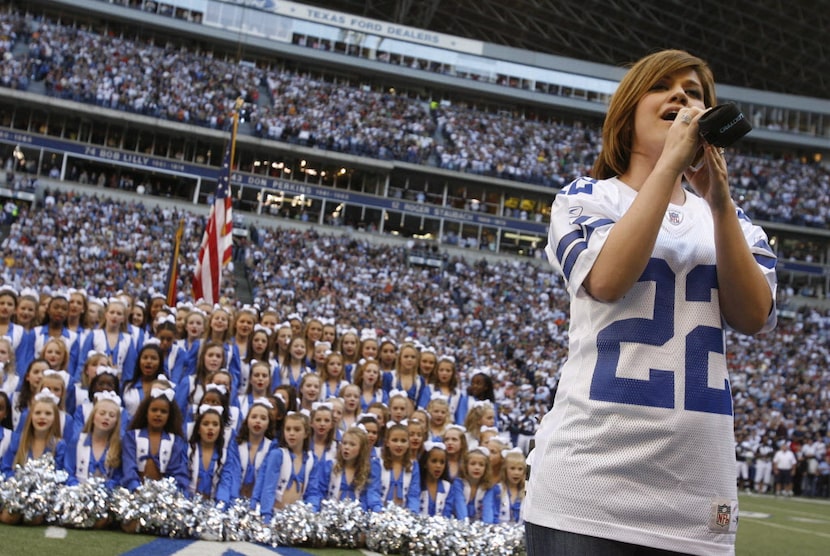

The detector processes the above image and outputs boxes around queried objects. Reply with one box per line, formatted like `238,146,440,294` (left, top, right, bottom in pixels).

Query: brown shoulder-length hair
592,49,717,180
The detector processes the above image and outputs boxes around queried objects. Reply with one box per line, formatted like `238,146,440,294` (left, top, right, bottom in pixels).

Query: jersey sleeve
736,205,778,333
544,177,620,297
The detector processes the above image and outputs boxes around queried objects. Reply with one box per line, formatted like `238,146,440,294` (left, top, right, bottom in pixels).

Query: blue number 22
589,258,732,415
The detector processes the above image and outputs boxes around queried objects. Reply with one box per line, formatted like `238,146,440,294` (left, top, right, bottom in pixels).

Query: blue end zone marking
122,538,319,556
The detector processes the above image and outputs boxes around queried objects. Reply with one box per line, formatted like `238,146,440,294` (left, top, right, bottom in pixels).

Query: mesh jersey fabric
526,176,777,555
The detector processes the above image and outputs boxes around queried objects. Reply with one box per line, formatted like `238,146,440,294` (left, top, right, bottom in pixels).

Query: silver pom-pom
269,501,323,547
0,454,68,523
365,507,527,556
366,503,416,553
110,478,197,537
55,477,110,528
1,467,527,554
319,499,369,548
223,498,262,543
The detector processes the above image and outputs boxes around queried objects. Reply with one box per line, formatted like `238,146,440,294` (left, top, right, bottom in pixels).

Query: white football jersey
525,176,777,555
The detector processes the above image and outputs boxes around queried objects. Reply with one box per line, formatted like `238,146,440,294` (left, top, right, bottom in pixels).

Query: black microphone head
697,103,752,148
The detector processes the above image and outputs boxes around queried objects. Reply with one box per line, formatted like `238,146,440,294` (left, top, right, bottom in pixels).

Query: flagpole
165,218,185,307
230,96,243,172
192,99,243,304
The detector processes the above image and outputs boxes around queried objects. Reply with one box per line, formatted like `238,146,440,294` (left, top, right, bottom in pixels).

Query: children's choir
0,287,527,529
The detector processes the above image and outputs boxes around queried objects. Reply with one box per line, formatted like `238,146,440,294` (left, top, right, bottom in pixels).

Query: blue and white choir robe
164,344,187,385
492,483,523,524
0,371,18,397
460,478,497,523
0,426,12,464
320,379,350,401
184,406,241,442
65,381,86,416
379,460,421,513
251,447,315,521
187,440,239,503
425,385,468,425
3,322,34,380
33,325,80,376
64,430,123,488
310,439,339,466
419,478,466,519
382,371,431,409
1,433,66,478
77,330,136,383
72,399,131,436
120,428,189,492
179,340,242,397
231,436,275,499
304,457,383,512
359,389,388,413
128,323,145,353
15,407,75,440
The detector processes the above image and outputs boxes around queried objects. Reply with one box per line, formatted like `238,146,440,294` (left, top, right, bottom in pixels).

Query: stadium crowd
0,190,825,517
0,10,823,556
0,11,828,229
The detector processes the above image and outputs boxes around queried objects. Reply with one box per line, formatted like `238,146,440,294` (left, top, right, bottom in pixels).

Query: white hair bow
96,366,121,377
87,349,107,360
424,441,447,452
94,391,122,406
199,404,224,416
430,391,449,403
0,285,18,297
53,290,71,302
150,387,175,401
43,369,70,387
252,397,274,410
501,447,524,458
20,287,39,299
205,383,228,396
34,390,61,405
359,328,377,341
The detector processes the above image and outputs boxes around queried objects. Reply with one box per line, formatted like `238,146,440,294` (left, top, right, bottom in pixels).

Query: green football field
0,494,827,556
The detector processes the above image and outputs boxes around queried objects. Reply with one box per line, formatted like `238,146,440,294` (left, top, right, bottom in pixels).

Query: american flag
192,141,233,304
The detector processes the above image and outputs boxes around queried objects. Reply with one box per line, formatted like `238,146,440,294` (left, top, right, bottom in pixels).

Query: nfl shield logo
716,504,731,528
667,210,683,225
